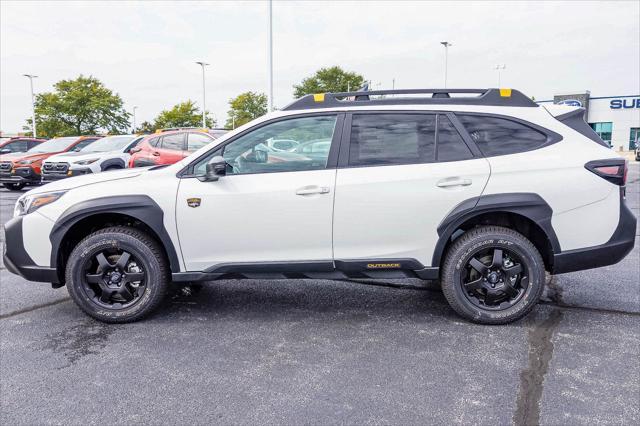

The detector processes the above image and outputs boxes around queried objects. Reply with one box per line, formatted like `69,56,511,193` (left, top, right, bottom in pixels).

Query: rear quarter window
457,114,548,156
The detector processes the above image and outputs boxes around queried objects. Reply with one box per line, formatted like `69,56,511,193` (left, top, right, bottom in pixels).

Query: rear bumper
0,167,40,184
552,190,637,274
3,216,59,283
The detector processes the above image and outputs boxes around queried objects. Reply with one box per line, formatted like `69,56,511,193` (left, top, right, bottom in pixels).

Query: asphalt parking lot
1,164,638,425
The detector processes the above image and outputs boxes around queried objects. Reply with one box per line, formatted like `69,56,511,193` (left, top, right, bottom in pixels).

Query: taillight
585,159,627,186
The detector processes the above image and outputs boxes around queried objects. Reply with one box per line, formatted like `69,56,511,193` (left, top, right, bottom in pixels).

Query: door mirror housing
198,155,226,182
0,148,11,155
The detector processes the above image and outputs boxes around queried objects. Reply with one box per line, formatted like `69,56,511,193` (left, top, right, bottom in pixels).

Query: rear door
156,133,187,164
332,112,490,268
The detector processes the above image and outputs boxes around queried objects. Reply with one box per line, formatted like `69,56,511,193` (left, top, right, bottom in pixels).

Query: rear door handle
296,186,330,196
436,178,472,188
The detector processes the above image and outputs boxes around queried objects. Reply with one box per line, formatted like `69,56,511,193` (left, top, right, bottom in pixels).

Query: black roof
282,88,538,111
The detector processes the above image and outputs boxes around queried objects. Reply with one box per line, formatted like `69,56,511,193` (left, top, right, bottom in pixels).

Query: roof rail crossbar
281,88,538,110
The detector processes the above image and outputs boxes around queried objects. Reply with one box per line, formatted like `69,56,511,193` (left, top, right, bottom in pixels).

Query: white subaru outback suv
4,89,636,324
40,135,143,182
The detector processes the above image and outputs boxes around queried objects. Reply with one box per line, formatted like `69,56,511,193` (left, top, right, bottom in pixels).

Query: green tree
135,121,156,134
293,66,365,98
225,91,267,129
153,100,215,129
25,75,130,138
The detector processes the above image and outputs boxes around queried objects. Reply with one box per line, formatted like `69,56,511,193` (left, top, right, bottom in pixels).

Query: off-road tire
441,225,545,325
65,226,170,323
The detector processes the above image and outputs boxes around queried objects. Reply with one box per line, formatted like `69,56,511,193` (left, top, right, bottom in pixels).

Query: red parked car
129,129,227,167
0,137,45,154
0,135,101,190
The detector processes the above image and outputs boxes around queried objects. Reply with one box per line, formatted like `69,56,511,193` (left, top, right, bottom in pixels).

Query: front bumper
552,190,637,274
41,167,92,182
0,167,40,184
3,216,59,283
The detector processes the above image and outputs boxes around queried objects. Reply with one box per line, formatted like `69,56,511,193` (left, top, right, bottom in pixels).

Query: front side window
348,114,436,166
457,115,548,156
161,133,185,151
192,115,337,176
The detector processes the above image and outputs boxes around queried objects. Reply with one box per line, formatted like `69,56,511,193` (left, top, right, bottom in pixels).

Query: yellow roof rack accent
313,93,325,102
499,88,512,97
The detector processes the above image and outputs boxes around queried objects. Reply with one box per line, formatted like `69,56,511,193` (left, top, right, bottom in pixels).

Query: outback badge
187,198,201,208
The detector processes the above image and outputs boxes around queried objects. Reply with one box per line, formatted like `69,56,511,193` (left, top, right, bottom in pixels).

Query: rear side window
437,115,472,162
187,133,212,152
349,114,436,166
457,115,547,156
161,134,184,151
148,137,161,147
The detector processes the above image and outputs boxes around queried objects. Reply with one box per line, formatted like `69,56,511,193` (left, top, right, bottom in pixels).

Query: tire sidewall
445,230,545,323
67,232,165,322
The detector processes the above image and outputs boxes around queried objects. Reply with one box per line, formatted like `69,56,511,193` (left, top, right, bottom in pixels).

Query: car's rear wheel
441,226,545,324
65,226,170,323
3,183,25,191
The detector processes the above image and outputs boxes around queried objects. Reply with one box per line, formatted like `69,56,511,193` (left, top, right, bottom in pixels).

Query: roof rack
282,88,538,111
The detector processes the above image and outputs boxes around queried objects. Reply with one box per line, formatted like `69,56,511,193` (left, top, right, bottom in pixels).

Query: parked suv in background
0,135,101,190
0,137,45,155
42,135,143,182
4,88,636,324
129,129,227,167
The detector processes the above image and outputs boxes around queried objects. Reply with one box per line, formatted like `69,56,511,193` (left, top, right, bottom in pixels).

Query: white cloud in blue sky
1,0,638,132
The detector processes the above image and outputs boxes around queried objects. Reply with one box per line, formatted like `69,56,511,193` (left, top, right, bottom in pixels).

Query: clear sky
1,0,639,133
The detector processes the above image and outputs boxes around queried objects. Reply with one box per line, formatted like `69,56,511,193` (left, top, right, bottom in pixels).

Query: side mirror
0,148,11,155
198,155,226,182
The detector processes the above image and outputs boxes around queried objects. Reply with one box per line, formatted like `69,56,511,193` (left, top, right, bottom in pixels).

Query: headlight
18,159,35,165
74,158,98,165
14,191,67,217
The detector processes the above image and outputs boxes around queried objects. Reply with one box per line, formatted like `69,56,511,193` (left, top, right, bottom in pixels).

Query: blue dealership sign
610,98,640,109
558,99,582,107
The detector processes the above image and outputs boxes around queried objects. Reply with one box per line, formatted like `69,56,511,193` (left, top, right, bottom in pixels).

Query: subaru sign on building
538,92,640,150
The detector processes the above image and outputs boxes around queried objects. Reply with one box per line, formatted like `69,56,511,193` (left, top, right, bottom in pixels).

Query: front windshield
27,137,78,153
80,135,134,152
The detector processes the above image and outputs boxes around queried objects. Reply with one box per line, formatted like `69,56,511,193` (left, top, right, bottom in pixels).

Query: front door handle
152,151,160,156
436,178,472,188
296,186,330,196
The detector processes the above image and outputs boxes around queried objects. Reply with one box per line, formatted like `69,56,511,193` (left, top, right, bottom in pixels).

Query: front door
333,112,491,267
176,114,342,271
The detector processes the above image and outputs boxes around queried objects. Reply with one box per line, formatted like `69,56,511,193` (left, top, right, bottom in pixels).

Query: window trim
337,110,480,169
452,112,563,158
178,112,345,178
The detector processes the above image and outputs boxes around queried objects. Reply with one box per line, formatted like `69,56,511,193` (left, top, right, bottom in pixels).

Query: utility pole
440,41,452,88
132,106,138,133
267,0,274,111
23,74,38,137
494,64,506,87
195,61,209,128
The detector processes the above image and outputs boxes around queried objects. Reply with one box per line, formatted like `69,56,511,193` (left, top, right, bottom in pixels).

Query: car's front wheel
440,226,545,324
65,226,170,323
3,183,25,191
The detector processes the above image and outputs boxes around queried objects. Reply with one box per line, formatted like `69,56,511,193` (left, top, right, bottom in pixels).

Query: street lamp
494,64,506,87
195,61,209,128
132,106,138,133
23,74,38,137
440,41,452,88
267,0,274,111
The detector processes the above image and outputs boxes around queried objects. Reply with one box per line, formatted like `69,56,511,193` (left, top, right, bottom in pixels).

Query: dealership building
537,92,640,151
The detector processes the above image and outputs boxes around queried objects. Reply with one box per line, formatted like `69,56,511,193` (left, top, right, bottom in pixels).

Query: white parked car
4,88,636,324
41,135,143,182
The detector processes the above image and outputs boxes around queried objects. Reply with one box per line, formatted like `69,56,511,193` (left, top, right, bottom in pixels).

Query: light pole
440,41,452,88
267,0,274,111
195,61,209,128
494,64,506,87
132,106,138,133
23,74,38,137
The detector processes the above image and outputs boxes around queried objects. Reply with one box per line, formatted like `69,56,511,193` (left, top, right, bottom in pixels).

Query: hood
26,167,145,195
45,151,111,163
0,151,54,164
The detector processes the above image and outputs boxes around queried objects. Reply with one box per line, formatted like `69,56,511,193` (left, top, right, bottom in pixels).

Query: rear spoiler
543,105,609,148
